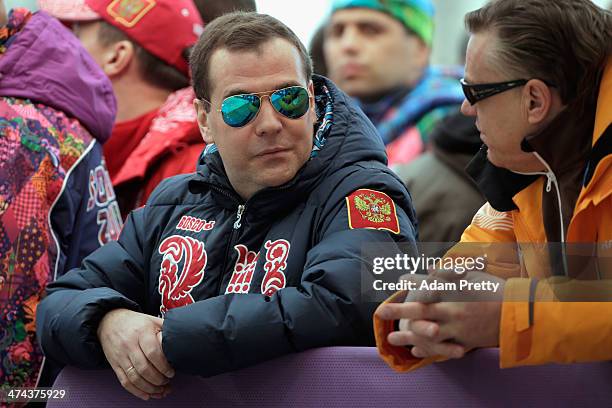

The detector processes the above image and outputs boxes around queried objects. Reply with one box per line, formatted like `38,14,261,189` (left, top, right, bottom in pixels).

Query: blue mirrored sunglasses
202,86,311,128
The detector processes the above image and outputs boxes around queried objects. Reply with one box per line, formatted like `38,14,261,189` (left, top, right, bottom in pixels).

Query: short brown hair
192,0,257,24
190,12,313,103
466,0,611,114
98,22,190,92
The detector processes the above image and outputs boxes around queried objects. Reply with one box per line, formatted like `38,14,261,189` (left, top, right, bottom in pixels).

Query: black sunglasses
460,78,556,105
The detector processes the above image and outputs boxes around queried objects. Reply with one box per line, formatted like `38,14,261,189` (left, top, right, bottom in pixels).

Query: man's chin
487,150,545,173
258,170,299,189
338,79,376,99
486,149,504,168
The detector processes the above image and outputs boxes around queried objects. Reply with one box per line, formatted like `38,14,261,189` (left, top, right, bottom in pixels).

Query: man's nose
254,97,283,137
460,99,476,116
340,26,360,53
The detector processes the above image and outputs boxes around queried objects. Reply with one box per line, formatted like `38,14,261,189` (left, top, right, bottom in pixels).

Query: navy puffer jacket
37,76,417,377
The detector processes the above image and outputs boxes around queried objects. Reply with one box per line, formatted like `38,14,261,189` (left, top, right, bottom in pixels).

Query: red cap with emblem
39,0,204,76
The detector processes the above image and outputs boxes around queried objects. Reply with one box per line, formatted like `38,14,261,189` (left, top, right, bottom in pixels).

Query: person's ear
102,40,135,77
418,43,431,66
412,37,431,67
194,99,214,144
524,79,553,125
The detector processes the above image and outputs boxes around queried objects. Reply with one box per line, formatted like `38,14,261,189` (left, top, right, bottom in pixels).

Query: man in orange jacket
374,0,611,370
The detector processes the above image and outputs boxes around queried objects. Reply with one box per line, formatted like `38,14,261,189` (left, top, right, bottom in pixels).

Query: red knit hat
39,0,204,76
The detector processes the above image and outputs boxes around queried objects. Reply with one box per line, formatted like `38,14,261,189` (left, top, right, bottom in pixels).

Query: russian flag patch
346,189,400,234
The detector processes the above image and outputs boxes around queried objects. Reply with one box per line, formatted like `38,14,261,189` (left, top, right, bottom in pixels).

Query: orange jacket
375,60,612,371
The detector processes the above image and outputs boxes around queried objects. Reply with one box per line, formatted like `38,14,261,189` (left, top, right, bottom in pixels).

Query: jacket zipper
205,184,248,294
216,204,247,295
202,181,292,293
515,153,568,276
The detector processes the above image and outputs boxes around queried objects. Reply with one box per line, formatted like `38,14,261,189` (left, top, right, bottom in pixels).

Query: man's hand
375,270,505,360
97,308,175,400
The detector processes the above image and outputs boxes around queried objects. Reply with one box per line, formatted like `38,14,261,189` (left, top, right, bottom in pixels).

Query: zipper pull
545,173,553,192
233,204,245,230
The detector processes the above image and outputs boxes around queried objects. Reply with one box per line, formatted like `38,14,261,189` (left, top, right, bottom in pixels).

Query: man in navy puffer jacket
37,12,418,401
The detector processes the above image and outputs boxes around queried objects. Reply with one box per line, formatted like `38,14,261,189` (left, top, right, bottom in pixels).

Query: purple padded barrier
48,347,612,408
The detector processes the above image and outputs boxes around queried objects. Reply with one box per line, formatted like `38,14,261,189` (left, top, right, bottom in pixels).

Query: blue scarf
357,65,465,145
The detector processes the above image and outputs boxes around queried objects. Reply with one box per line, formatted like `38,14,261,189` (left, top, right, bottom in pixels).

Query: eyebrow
332,16,387,26
222,81,303,99
357,20,385,28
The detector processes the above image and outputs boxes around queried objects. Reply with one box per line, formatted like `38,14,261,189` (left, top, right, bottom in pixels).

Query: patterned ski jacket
0,10,122,389
36,76,418,377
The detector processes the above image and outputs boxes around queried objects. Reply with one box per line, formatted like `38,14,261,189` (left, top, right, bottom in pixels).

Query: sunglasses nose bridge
257,93,276,113
254,93,287,128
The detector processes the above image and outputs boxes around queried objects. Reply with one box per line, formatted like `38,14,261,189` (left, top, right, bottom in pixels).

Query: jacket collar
467,105,594,212
581,59,612,193
521,106,593,180
466,147,539,212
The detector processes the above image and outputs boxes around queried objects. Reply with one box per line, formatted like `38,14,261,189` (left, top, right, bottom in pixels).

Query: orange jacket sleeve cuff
373,291,444,372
